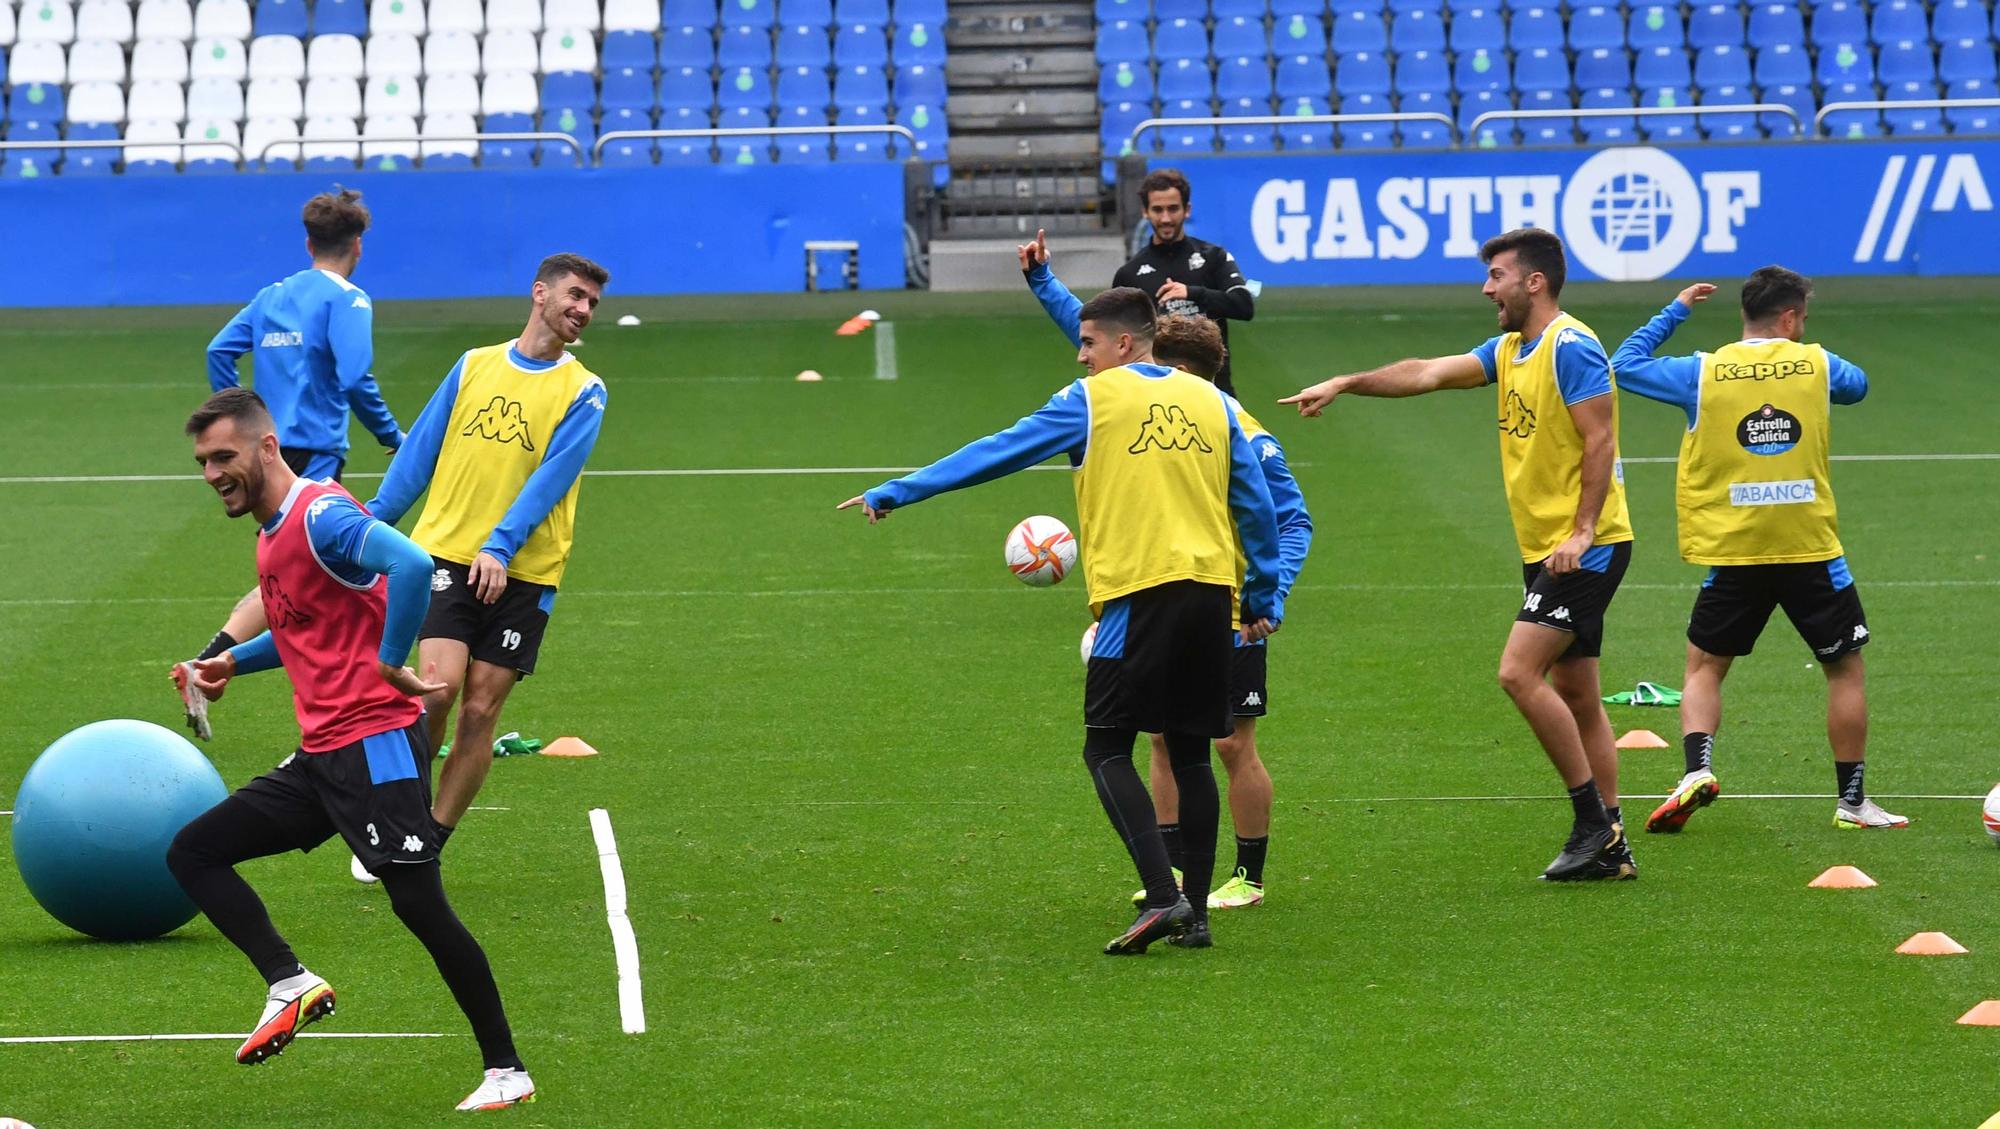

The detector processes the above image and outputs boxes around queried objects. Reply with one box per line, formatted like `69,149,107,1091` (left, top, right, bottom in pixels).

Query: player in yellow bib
366,254,611,870
1281,228,1639,882
1612,267,1904,833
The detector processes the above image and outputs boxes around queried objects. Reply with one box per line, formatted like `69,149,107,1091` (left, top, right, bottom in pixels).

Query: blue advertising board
1150,141,1999,285
0,163,907,307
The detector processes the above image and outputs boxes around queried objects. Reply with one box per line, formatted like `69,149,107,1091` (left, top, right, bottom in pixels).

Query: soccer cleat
1834,798,1910,830
1104,896,1193,955
1129,866,1183,908
1539,823,1635,882
1207,868,1265,909
172,661,212,742
456,1067,538,1112
350,854,380,885
236,975,335,1065
1168,918,1213,948
1646,770,1720,834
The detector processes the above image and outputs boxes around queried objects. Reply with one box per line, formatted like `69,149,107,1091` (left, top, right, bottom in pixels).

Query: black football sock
1683,732,1714,776
164,795,306,986
1082,727,1178,908
195,630,239,662
1163,731,1218,922
1836,760,1866,806
379,862,524,1072
1567,779,1610,832
1605,805,1623,828
1234,835,1268,886
1157,823,1184,872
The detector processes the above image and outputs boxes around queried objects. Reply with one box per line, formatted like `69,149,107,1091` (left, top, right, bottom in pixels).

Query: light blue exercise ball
11,719,227,940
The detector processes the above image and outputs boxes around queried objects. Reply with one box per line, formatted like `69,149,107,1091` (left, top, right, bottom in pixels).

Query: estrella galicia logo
1737,403,1802,455
1128,404,1214,454
260,574,313,629
1499,389,1537,438
461,396,536,450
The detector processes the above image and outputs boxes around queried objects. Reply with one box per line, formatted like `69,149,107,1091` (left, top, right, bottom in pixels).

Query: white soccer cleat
350,854,380,885
172,661,213,742
456,1067,537,1112
1834,798,1910,829
236,972,335,1065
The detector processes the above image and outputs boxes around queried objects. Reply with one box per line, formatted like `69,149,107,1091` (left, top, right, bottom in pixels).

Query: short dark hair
186,387,274,437
1078,287,1157,340
536,252,610,289
1479,227,1568,297
1740,265,1813,323
302,188,369,256
1152,315,1225,381
1139,168,1191,208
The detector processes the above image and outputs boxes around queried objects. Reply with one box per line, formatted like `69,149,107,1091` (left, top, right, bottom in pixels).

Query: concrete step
928,233,1128,290
946,7,1093,49
946,47,1097,88
947,90,1099,131
947,131,1100,161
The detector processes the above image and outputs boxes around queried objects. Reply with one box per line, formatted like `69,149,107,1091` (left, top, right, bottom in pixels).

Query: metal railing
0,136,246,162
591,122,918,160
1467,102,1806,138
257,131,587,165
1813,97,2000,135
1130,111,1461,146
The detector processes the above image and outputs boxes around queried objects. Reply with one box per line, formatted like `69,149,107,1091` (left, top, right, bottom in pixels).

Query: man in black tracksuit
1113,168,1257,397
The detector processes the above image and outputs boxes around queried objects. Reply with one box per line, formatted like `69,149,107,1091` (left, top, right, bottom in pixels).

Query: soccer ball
1982,784,2000,845
1080,621,1098,665
1004,515,1077,587
0,1119,40,1128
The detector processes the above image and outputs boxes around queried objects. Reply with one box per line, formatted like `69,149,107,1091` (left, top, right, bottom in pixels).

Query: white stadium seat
369,0,425,34
481,28,537,74
184,117,242,162
540,26,596,73
244,115,301,162
426,29,482,75
134,0,193,41
484,0,542,32
192,0,250,38
364,72,421,116
362,112,420,157
422,71,480,116
304,75,361,118
187,36,245,82
75,0,133,44
0,5,16,49
306,33,364,79
139,38,196,83
66,37,126,83
67,80,125,122
421,110,478,156
602,0,658,33
366,31,421,77
248,35,306,80
16,0,78,45
127,78,187,122
246,76,304,120
8,40,68,83
124,117,184,164
543,0,600,32
480,70,539,115
301,114,360,159
427,0,483,34
187,76,247,121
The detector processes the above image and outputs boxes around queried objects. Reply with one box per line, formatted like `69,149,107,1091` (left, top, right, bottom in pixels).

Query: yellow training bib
1678,339,1841,565
1493,313,1635,562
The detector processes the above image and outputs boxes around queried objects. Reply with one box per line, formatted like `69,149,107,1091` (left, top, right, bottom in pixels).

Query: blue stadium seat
1097,19,1150,65
1454,47,1509,92
1569,5,1623,50
1940,38,1998,83
1273,13,1328,50
1637,86,1697,139
833,23,888,67
719,106,772,163
835,0,888,23
1885,79,1944,134
1447,7,1503,53
1212,0,1264,15
777,112,834,162
127,158,183,176
419,151,473,170
1574,47,1630,90
1336,49,1391,94
1389,8,1444,51
542,108,596,159
1155,18,1210,62
1628,4,1685,49
543,71,596,111
1095,0,1144,21
780,0,832,25
662,25,717,67
895,101,946,168
1753,38,1811,85
1387,0,1442,13
1746,3,1806,47
718,65,774,108
834,62,890,108
1276,96,1333,149
255,0,308,37
1514,46,1567,90
1332,9,1387,52
720,24,775,68
894,0,946,25
62,122,118,176
727,0,777,29
1399,83,1449,119
661,136,713,165
1579,86,1637,142
1157,119,1218,154
1515,86,1573,144
1329,0,1382,15
776,63,830,108
1396,48,1450,92
313,0,367,37
7,84,63,124
604,102,662,138
1816,40,1873,85
1694,44,1751,88
894,62,946,106
1878,39,1936,86
777,23,832,65
1820,80,1883,135
1211,16,1267,58
1337,92,1396,147
838,130,892,164
0,48,7,87
479,137,535,169
1158,57,1212,102
1869,0,1926,44
1634,44,1692,88
1216,55,1274,101
1931,0,1989,41
1688,3,1744,48
601,134,660,165
1946,77,2000,133
1459,87,1515,146
1274,54,1331,99
1154,0,1209,20
1220,120,1276,151
655,104,713,162
1699,83,1760,138
1758,80,1814,135
892,21,945,66
1809,1,1865,47
668,0,723,27
601,31,654,70
1509,6,1564,49
656,65,711,109
1100,97,1152,156
1099,61,1154,102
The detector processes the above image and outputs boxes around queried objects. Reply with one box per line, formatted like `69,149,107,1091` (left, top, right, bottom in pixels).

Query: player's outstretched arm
839,382,1091,522
1019,230,1085,349
1279,354,1487,416
1611,287,1712,419
367,355,462,523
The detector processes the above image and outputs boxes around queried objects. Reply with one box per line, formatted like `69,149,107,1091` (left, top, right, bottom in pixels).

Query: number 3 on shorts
501,629,522,651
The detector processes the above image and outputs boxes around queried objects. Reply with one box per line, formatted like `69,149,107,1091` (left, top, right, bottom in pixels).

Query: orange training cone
1895,932,1968,956
1808,865,1877,889
541,737,600,758
1958,1001,2000,1027
1614,729,1670,749
834,316,872,336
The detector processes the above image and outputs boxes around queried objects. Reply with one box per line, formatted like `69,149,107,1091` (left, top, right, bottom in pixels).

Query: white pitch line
588,808,645,1036
1320,792,1986,803
0,1032,446,1045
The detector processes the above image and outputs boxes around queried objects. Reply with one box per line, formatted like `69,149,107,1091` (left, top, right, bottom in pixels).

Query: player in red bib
166,388,536,1113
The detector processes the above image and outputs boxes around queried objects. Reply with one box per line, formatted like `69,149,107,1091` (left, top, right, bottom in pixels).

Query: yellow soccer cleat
1207,868,1265,909
236,974,335,1065
1645,770,1720,834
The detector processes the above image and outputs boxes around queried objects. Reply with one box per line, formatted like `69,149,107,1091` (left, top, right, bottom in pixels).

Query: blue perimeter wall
0,163,907,307
1149,140,2000,286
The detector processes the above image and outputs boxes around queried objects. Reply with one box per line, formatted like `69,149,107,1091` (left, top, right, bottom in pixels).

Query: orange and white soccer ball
1004,515,1077,588
1,1118,40,1128
1982,784,2000,845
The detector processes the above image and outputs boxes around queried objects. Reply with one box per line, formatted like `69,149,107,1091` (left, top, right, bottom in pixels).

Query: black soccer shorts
235,718,440,873
420,557,553,675
1688,558,1870,662
1086,580,1237,738
1231,641,1268,718
1517,541,1633,660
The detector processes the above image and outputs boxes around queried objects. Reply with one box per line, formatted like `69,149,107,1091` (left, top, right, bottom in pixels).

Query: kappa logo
431,567,453,592
1188,252,1206,270
1550,606,1572,622
1853,624,1870,641
401,835,424,853
1128,404,1214,454
259,574,313,629
1499,389,1538,438
1242,691,1263,707
1135,264,1156,276
1259,440,1279,461
351,294,371,309
462,396,537,450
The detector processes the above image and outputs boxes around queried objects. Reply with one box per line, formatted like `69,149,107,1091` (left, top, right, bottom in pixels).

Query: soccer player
167,388,534,1112
1279,227,1638,882
365,253,610,874
1015,237,1312,909
1612,269,1905,833
838,287,1285,953
176,188,405,742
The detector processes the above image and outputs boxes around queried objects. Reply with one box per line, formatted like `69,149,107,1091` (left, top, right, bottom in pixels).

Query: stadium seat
541,27,599,72
1568,5,1622,50
480,135,536,169
67,80,123,122
538,105,592,160
1454,46,1508,93
482,71,539,115
1267,53,1324,100
1694,43,1750,89
253,0,307,36
365,72,421,117
719,23,774,67
422,71,479,116
601,29,653,69
1459,87,1514,146
305,75,362,119
61,119,117,174
1869,0,1925,44
779,22,836,66
719,64,772,107
1094,0,1140,20
194,0,249,37
1627,4,1684,49
1746,2,1805,48
1388,8,1443,52
417,110,477,160
471,28,528,72
1211,15,1266,59
1946,77,2000,133
718,106,771,163
76,0,133,43
1331,9,1386,53
1514,45,1567,91
369,0,425,35
1573,46,1629,90
1157,119,1217,154
602,130,662,165
1267,0,1319,16
430,0,485,33
894,0,944,26
1155,17,1208,62
243,114,300,165
183,117,238,169
135,0,192,41
1809,0,1865,47
892,21,943,67
1395,47,1448,92
1634,43,1691,88
1447,6,1502,53
1099,60,1153,102
663,24,718,67
9,41,65,85
67,38,124,84
124,117,184,170
248,35,305,81
186,38,244,83
1155,55,1209,103
545,0,602,30
1580,86,1637,142
1095,18,1145,65
1516,86,1574,144
1931,0,1988,41
833,22,887,66
1816,40,1873,85
308,35,364,81
187,75,245,120
1819,78,1882,135
127,79,187,125
8,82,66,123
485,0,542,32
834,60,888,108
16,1,76,45
665,0,720,29
1100,96,1152,154
313,0,367,35
247,76,303,119
778,116,834,163
1940,38,1998,84
1271,95,1328,149
1336,90,1394,147
1328,0,1379,15
1637,85,1696,139
1274,13,1326,51
1688,2,1743,48
654,64,707,108
777,61,830,106
541,69,594,109
366,32,420,78
1878,39,1936,86
834,0,887,22
604,0,661,31
1509,6,1563,49
1699,81,1760,138
361,112,419,166
895,100,945,166
1884,78,1944,135
720,0,774,28
779,0,832,24
1386,0,1442,13
1336,49,1390,95
300,113,359,167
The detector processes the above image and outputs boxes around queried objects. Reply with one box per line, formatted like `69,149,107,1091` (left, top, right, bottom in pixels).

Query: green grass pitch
0,278,1996,1126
